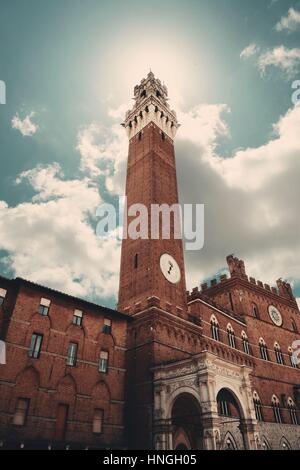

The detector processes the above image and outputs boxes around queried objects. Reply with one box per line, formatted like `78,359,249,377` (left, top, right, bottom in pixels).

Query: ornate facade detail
122,71,180,140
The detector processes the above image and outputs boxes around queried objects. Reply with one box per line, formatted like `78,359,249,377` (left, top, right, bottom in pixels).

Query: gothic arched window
253,391,263,421
252,303,259,319
271,395,282,424
259,338,269,361
291,319,298,333
210,316,220,342
227,324,236,349
288,347,298,368
274,342,285,365
241,331,251,355
287,397,298,425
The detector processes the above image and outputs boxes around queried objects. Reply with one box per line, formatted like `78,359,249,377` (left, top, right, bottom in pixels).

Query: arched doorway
216,388,244,450
171,393,203,450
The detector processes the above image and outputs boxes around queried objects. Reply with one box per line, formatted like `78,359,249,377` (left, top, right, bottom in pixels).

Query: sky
0,0,300,308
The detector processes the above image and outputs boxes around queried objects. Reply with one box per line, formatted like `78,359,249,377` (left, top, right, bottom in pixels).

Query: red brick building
0,72,300,450
0,276,130,449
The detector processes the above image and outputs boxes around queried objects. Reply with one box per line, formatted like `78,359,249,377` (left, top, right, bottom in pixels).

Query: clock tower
118,72,187,316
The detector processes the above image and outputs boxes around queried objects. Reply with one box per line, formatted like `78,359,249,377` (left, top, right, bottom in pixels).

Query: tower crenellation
122,71,180,141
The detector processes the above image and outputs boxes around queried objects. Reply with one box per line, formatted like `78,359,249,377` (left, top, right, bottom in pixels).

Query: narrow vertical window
259,339,269,361
73,309,83,326
134,253,138,269
272,396,282,424
103,318,112,335
28,333,43,359
242,333,251,355
93,409,104,434
229,292,234,311
66,343,78,367
13,398,30,426
210,317,220,342
99,350,109,373
39,297,51,316
227,325,236,349
0,288,7,306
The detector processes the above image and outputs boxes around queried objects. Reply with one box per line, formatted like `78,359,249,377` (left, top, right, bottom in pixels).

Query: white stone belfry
122,71,180,141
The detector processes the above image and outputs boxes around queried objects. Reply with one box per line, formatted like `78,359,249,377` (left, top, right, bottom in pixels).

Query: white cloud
275,7,300,32
0,164,121,300
11,112,39,137
209,106,300,191
177,104,230,151
76,122,127,180
258,46,300,77
240,43,260,59
173,103,300,293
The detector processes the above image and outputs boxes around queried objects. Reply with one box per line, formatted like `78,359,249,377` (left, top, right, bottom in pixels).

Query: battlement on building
188,255,297,304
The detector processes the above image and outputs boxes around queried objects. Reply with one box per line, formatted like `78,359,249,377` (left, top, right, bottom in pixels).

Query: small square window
39,297,51,316
103,318,112,335
99,350,108,373
13,398,30,426
93,409,104,434
73,309,83,326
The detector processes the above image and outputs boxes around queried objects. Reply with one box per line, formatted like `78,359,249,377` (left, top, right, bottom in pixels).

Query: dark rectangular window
93,409,104,434
103,318,112,335
66,343,78,367
73,309,83,326
13,398,30,426
28,333,43,359
99,351,108,373
134,254,138,269
38,297,51,316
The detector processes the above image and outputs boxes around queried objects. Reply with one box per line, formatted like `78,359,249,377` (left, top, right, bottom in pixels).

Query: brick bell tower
118,72,187,316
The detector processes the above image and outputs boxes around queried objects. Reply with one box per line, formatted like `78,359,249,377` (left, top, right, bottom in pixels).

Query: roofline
0,274,131,321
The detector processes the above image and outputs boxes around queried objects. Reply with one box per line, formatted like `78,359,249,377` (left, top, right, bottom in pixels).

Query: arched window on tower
253,391,264,421
227,324,236,349
274,342,285,365
259,338,269,361
291,319,298,333
287,397,298,425
228,292,234,311
241,331,251,355
288,347,298,368
252,303,259,319
210,315,220,342
271,395,282,424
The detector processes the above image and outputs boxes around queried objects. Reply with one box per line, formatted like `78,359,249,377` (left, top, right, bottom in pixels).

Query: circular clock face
160,253,181,284
268,305,283,327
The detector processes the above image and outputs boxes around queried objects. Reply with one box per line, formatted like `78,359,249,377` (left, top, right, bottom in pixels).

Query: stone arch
280,436,292,450
173,428,191,450
15,365,40,397
215,384,247,421
261,435,271,450
223,431,237,450
166,385,201,420
56,374,77,404
170,392,203,450
91,380,111,421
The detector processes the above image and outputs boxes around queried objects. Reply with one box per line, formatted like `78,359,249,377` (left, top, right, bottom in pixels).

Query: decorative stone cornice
122,71,180,141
